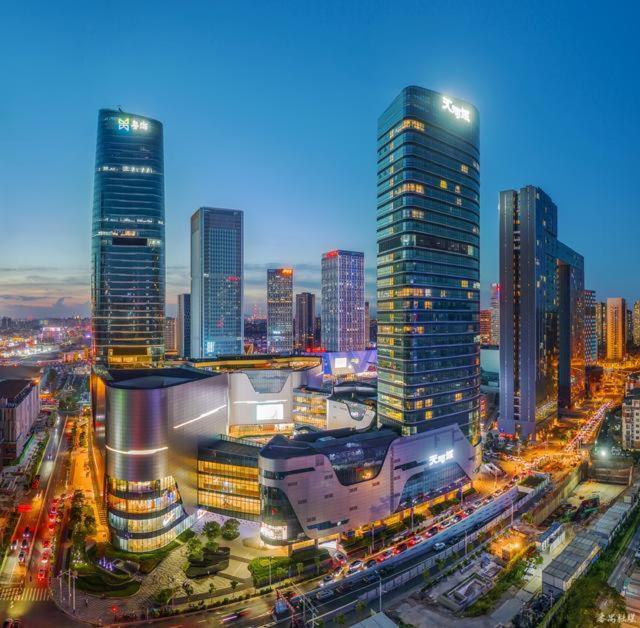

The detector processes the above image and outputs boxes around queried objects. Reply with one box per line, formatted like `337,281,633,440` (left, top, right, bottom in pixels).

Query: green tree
221,518,241,540
314,556,321,576
296,562,304,578
230,580,239,591
153,588,174,606
182,580,194,597
84,514,97,537
208,581,216,596
334,613,346,625
186,536,203,561
203,521,221,543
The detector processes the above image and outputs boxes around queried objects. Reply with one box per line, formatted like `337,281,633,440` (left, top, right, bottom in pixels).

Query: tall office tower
191,208,243,358
91,109,165,366
377,86,481,447
176,293,191,358
634,301,640,347
164,317,176,352
480,310,492,345
606,298,627,360
556,244,585,410
628,308,634,348
490,283,500,346
267,269,294,353
499,186,584,440
584,290,597,365
596,302,607,356
364,301,371,347
321,250,365,351
295,292,316,351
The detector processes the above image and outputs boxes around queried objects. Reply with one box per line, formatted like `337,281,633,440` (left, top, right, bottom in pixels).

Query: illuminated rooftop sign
117,117,150,132
428,449,454,466
442,96,471,123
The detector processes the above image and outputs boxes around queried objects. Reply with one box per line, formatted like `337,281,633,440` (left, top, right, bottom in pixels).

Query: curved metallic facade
258,422,475,545
104,368,228,551
91,109,165,366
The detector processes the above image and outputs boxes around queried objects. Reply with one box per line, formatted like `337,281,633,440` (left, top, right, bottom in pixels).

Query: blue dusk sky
1,1,639,318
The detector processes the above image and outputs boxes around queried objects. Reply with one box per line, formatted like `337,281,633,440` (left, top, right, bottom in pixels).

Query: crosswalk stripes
0,586,21,601
21,586,50,601
0,585,50,602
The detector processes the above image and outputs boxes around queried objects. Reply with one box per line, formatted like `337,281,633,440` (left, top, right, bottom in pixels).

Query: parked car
346,560,363,575
394,543,408,555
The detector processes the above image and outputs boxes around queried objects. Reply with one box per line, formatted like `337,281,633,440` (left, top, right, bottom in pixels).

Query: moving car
364,559,378,569
18,551,25,563
37,567,47,582
316,588,334,601
378,549,394,562
220,609,250,623
10,540,18,551
320,574,334,587
434,542,446,551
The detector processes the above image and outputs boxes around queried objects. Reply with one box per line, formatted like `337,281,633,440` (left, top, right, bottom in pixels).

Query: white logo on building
442,97,471,123
117,117,150,132
428,449,454,466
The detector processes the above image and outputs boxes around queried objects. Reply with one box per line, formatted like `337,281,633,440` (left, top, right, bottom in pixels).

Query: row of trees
69,490,97,563
186,519,240,562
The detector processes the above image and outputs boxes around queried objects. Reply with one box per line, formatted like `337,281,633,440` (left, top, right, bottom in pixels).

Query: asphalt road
0,414,85,627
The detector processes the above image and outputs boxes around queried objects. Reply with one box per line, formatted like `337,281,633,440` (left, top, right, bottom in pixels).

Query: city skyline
2,3,640,319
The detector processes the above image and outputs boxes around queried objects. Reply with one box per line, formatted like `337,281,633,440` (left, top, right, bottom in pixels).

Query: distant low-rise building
0,378,40,464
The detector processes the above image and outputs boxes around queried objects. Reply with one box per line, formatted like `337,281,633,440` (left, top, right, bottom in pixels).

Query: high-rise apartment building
584,290,597,365
164,317,176,352
364,302,371,347
294,292,315,351
490,283,500,346
480,310,492,345
176,293,191,358
634,301,640,347
628,308,634,348
596,301,607,356
606,298,626,361
377,86,481,449
91,109,165,366
267,269,294,353
499,186,584,439
321,250,365,351
191,208,243,358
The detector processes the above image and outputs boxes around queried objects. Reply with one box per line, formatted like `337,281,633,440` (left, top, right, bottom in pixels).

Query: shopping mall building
92,351,475,552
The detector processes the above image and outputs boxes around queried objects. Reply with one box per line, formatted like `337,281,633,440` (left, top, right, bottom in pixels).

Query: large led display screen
256,403,284,422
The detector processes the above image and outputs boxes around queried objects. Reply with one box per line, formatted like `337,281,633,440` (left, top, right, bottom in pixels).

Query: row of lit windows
388,118,425,139
198,490,260,516
197,460,258,481
108,476,175,495
197,475,259,498
108,491,178,514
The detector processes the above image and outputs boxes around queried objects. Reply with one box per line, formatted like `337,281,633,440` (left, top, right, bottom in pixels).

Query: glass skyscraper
91,109,165,366
376,86,481,445
321,250,365,351
267,268,294,353
191,207,244,358
584,290,597,365
499,186,584,439
176,293,191,358
295,292,316,351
